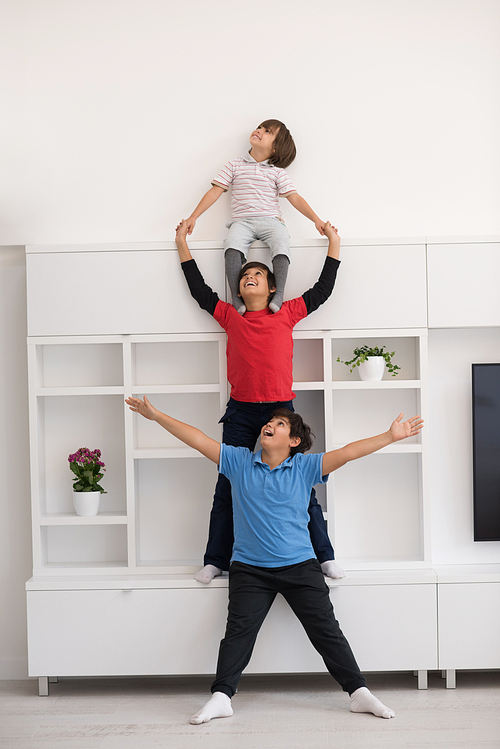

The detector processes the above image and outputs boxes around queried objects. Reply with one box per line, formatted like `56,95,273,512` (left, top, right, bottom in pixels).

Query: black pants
204,398,335,569
211,559,366,698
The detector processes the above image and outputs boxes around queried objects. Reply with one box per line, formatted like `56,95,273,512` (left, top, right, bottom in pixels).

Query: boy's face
249,124,279,159
260,415,301,453
238,266,276,303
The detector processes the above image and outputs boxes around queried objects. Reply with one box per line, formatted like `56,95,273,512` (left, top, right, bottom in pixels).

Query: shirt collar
254,450,293,470
243,152,271,166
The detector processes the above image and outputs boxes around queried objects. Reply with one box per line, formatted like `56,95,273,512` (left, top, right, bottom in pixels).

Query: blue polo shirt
219,444,328,567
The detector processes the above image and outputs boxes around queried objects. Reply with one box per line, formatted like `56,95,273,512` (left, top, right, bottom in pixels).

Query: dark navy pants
211,559,366,698
203,398,335,570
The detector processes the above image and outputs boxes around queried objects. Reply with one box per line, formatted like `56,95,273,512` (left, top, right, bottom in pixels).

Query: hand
175,220,189,241
389,413,424,442
315,219,326,236
185,216,196,235
322,221,339,240
125,395,159,421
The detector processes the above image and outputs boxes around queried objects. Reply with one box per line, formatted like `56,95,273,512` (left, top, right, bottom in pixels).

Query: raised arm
323,221,340,260
126,396,221,464
175,220,220,315
185,184,225,234
175,220,194,262
322,413,424,476
301,222,340,315
286,192,325,235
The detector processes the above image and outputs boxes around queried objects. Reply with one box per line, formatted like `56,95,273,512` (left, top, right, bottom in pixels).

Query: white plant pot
73,491,101,517
357,356,385,381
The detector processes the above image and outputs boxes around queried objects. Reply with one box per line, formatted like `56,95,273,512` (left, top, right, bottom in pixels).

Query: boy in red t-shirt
175,220,345,583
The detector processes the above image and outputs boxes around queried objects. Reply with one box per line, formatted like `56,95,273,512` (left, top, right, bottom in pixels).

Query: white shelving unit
27,333,228,575
27,328,429,575
25,240,438,694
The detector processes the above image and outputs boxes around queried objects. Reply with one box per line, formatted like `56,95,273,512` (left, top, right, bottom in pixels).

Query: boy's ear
269,284,276,293
290,436,301,449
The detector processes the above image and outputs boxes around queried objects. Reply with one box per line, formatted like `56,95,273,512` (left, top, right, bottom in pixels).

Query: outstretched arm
322,413,424,475
286,192,325,235
126,396,221,464
185,184,225,234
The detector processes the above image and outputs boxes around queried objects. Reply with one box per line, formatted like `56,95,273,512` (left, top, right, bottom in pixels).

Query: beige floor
0,671,499,748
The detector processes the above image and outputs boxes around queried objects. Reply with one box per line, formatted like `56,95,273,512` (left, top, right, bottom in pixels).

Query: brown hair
258,119,296,168
271,408,314,457
238,261,276,304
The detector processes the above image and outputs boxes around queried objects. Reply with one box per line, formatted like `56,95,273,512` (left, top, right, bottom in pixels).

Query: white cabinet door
438,583,500,669
26,250,224,336
427,242,500,328
27,588,228,676
286,244,428,331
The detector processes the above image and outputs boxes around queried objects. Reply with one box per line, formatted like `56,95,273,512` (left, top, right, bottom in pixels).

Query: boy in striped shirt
183,119,328,313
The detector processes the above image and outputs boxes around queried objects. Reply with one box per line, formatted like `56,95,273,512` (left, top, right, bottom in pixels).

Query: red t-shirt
214,298,307,402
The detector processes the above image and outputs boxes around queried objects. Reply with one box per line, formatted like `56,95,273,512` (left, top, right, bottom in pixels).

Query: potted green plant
337,345,400,380
68,447,106,516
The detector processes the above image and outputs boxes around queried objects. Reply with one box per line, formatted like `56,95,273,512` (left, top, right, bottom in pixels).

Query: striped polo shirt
212,154,296,220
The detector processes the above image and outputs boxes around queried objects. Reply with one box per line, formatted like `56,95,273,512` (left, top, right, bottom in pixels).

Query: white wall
1,0,500,678
0,248,32,678
1,0,500,245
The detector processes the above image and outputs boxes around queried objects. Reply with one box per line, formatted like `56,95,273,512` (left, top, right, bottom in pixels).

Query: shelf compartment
134,392,222,450
40,525,128,567
135,458,218,566
332,453,423,562
330,388,421,446
332,336,422,382
36,395,126,516
132,341,220,387
36,343,123,388
293,338,324,383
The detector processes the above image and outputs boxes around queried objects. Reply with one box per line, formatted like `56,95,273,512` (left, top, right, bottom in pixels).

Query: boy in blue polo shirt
125,395,423,724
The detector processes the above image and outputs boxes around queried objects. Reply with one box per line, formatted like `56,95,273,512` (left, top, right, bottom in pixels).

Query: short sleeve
212,161,235,190
219,443,248,480
294,452,329,487
276,168,296,197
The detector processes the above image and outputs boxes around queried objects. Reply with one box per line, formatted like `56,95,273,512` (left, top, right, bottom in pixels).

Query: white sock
321,560,347,579
189,692,233,725
194,564,223,584
349,687,395,719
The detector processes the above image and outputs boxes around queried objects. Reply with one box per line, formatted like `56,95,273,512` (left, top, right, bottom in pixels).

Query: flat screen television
472,363,500,541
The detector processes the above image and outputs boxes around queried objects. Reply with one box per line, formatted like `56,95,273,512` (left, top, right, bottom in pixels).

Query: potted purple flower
68,447,106,516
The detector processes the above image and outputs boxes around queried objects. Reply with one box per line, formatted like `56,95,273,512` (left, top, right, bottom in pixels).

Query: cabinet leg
441,670,446,678
445,669,456,689
417,670,428,690
48,676,58,683
38,677,49,696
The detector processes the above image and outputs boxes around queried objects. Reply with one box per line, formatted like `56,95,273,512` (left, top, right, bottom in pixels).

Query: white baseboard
0,657,30,680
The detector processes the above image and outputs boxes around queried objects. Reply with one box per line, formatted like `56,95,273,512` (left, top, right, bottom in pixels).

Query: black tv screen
472,363,500,541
